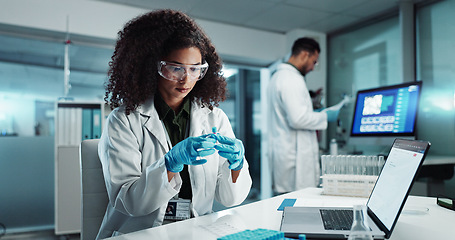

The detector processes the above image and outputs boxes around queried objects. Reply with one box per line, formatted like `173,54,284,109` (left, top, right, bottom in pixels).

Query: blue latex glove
164,136,217,173
214,134,245,171
326,109,340,122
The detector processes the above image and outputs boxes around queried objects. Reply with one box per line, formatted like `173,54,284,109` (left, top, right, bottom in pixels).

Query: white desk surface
107,188,455,240
423,154,455,165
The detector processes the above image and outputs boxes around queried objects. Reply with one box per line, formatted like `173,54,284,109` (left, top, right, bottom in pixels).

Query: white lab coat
97,98,252,239
267,63,327,193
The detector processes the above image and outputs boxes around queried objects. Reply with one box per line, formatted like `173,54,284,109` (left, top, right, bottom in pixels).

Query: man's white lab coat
267,63,327,193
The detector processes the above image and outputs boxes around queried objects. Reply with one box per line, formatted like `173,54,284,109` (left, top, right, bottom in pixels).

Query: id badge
164,199,191,221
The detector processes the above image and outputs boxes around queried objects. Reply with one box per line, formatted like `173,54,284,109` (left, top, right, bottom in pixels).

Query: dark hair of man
105,9,227,115
291,37,321,56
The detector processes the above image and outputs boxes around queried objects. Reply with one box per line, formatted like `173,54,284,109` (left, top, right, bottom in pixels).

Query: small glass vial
348,205,373,240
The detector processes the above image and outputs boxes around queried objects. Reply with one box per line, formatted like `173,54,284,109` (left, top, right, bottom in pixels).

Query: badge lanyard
161,119,193,221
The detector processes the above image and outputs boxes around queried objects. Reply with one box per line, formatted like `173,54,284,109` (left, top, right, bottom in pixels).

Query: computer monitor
349,81,422,147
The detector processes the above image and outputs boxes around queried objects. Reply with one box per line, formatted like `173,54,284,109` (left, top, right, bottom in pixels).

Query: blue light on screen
352,84,420,135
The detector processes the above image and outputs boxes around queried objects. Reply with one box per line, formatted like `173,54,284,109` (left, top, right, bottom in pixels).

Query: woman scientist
97,9,252,238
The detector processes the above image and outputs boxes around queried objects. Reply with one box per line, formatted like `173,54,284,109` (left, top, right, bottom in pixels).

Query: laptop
280,138,431,239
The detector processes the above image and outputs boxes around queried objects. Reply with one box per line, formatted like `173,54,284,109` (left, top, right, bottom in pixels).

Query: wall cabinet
54,102,105,235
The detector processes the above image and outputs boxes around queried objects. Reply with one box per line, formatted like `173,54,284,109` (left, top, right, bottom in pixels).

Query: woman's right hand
164,136,217,173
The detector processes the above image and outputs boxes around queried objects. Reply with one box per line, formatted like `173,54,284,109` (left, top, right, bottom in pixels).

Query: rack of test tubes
320,155,385,197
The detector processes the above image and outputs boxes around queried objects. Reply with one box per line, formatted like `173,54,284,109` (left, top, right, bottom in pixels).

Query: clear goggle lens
158,61,209,82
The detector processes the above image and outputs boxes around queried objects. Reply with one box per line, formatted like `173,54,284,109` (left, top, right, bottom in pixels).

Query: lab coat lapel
188,102,211,201
140,98,169,151
188,102,211,137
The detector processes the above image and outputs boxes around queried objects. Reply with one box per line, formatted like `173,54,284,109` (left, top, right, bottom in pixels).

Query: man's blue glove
326,109,340,122
214,134,245,171
164,136,217,173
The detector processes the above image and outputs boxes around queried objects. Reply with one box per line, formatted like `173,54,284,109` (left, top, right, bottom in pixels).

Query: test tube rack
321,174,378,197
320,155,385,197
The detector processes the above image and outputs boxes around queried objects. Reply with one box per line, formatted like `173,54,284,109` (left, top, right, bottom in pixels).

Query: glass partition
219,65,262,200
0,32,112,232
328,16,400,154
416,0,455,155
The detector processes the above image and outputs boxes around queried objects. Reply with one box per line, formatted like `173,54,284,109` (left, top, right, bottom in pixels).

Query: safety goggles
158,61,209,82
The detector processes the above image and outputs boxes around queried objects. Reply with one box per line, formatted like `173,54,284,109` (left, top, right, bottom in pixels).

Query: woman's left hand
213,134,244,171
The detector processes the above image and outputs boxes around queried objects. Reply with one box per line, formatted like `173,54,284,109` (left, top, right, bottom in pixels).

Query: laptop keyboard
320,209,353,230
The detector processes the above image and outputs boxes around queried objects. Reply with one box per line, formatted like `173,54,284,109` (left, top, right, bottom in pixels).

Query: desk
417,155,455,196
423,154,455,166
107,188,455,240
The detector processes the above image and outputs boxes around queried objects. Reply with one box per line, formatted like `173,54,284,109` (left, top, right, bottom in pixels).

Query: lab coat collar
281,62,304,77
138,98,168,151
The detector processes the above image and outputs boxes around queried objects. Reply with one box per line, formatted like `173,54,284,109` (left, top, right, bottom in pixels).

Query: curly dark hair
105,9,227,114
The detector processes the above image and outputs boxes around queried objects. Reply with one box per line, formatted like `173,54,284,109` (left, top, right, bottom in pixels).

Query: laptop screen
367,139,430,233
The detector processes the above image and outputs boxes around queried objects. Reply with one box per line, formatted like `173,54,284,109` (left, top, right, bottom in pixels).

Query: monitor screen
350,82,422,140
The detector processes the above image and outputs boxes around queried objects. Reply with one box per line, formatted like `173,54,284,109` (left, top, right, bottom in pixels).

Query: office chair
80,139,108,240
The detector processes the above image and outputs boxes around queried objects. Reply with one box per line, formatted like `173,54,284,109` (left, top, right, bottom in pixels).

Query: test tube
330,155,337,175
330,155,335,175
333,155,339,175
337,155,346,175
324,155,332,175
365,155,371,175
370,155,375,175
378,156,385,175
347,155,355,175
371,156,378,176
321,155,327,175
351,155,357,175
353,155,359,175
360,155,367,175
369,155,375,175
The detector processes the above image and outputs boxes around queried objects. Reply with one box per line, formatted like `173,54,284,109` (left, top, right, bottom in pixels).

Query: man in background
267,37,339,194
